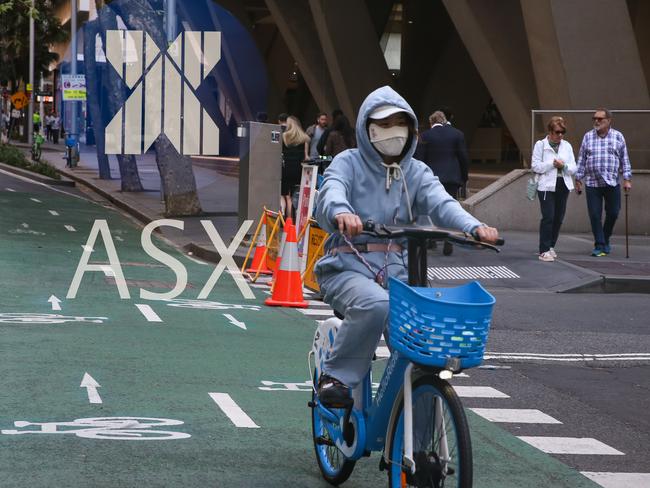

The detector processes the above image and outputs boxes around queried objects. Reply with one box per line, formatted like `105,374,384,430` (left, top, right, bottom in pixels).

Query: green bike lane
0,183,599,487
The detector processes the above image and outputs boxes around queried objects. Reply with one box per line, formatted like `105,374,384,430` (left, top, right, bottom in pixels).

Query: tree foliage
0,0,69,88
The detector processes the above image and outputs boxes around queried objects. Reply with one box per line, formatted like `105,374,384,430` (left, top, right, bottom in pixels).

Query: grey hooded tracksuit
314,86,484,388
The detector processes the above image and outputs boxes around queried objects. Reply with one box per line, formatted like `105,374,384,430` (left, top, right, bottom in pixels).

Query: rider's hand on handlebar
475,225,500,244
335,213,363,237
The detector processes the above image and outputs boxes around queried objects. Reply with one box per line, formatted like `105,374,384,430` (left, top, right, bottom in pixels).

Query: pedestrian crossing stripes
517,437,625,456
581,472,650,488
427,265,519,280
470,408,562,424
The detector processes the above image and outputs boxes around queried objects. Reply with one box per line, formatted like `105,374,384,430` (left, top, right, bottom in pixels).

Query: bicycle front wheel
387,376,472,488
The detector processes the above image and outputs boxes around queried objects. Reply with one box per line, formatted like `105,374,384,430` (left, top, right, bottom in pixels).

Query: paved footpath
0,170,610,487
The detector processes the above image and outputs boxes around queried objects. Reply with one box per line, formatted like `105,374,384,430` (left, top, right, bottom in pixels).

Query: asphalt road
1,169,648,487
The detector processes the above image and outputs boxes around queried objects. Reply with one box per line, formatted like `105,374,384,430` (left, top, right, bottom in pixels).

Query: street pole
70,0,78,142
39,71,44,133
166,0,177,43
28,0,35,145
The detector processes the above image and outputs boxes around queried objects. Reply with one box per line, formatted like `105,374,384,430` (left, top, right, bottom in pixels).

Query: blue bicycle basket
388,277,495,370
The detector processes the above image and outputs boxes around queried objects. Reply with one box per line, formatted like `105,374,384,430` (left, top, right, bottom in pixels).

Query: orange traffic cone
268,218,290,287
246,214,273,275
265,220,308,308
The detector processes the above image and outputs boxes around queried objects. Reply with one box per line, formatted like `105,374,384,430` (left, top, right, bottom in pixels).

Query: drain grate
427,266,520,280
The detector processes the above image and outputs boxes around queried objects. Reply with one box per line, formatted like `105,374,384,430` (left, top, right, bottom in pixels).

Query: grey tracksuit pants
319,270,390,388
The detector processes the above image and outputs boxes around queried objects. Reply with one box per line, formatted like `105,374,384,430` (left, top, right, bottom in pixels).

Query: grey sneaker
549,248,557,258
539,251,555,262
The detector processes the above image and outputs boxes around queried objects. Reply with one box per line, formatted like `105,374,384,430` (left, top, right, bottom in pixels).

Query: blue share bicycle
308,217,503,487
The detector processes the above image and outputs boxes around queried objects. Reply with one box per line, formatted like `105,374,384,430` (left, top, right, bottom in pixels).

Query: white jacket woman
531,116,577,262
532,136,577,191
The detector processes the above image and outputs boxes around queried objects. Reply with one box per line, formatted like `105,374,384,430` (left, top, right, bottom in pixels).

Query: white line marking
376,346,390,358
470,408,562,424
250,283,269,289
48,210,59,216
30,198,41,203
518,437,624,455
298,308,334,317
485,353,650,362
209,393,259,428
223,314,247,330
100,265,115,277
21,222,29,228
82,245,94,253
581,472,650,488
185,254,210,265
48,295,62,311
64,225,76,232
115,236,124,242
135,304,163,322
307,300,328,307
453,386,510,398
80,373,102,404
5,187,16,192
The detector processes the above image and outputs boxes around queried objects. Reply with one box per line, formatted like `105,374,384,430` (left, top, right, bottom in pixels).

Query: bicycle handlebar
361,217,504,253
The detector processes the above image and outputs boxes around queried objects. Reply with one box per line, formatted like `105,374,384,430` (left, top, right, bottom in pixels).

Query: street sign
61,74,87,100
10,92,28,110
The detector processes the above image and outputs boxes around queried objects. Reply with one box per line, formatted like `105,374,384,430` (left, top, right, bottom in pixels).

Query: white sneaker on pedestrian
549,248,557,258
539,251,555,262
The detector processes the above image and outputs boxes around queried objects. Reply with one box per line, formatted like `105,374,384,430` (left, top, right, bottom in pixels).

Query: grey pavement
10,140,650,293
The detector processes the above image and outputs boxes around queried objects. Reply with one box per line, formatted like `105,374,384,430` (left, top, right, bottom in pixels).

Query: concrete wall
462,169,650,235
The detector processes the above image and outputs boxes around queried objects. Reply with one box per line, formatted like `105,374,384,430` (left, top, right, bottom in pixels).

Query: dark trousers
585,184,621,249
442,182,461,199
538,178,569,253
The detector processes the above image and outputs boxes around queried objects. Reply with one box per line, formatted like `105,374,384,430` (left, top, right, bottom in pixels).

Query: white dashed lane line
469,408,562,424
5,187,16,192
64,225,76,232
135,304,163,323
48,210,59,216
209,393,259,428
30,198,41,203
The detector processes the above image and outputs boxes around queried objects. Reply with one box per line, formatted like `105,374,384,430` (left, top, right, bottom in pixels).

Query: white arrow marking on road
135,304,163,322
48,295,62,311
64,225,76,232
209,393,259,428
223,314,247,330
48,210,59,216
30,198,41,203
80,373,102,404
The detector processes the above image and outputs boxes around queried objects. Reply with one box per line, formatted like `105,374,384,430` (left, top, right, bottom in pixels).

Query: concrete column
308,0,392,120
265,0,339,114
521,0,650,168
443,0,539,162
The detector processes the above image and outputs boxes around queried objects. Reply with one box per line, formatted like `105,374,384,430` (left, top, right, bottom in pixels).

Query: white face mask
368,123,409,156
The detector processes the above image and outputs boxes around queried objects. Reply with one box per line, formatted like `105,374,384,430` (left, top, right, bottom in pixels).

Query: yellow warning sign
265,212,282,271
303,223,328,292
10,92,28,110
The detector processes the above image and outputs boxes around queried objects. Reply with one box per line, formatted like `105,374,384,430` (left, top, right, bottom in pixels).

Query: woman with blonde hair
531,116,577,261
281,115,310,218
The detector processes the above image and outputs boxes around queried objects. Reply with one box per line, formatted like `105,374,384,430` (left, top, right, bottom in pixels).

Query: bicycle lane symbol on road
0,313,108,324
1,417,191,440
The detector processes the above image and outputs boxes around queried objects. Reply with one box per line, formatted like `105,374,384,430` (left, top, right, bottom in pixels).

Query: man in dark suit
415,111,470,255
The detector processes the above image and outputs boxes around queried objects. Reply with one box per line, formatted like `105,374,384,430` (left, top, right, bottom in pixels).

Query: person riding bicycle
314,86,499,407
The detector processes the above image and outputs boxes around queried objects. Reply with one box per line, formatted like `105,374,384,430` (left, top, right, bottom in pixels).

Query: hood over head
355,86,419,172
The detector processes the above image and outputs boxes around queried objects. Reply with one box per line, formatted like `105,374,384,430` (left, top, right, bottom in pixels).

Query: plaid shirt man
576,128,632,187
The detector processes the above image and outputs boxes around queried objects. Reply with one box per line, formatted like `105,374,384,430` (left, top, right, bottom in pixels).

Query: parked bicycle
309,217,503,487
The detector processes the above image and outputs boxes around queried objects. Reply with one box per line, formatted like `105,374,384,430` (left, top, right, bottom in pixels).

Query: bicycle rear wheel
311,374,355,485
387,375,472,488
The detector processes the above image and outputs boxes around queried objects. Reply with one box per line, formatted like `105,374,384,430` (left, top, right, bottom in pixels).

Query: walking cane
625,189,629,259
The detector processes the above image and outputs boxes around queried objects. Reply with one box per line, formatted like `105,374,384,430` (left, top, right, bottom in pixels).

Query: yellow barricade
302,219,328,292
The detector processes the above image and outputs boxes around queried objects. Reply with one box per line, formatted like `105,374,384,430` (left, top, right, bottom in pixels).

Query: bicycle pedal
315,436,335,446
307,401,316,408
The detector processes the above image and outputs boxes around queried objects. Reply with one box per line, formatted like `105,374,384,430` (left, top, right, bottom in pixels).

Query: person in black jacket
415,111,470,255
